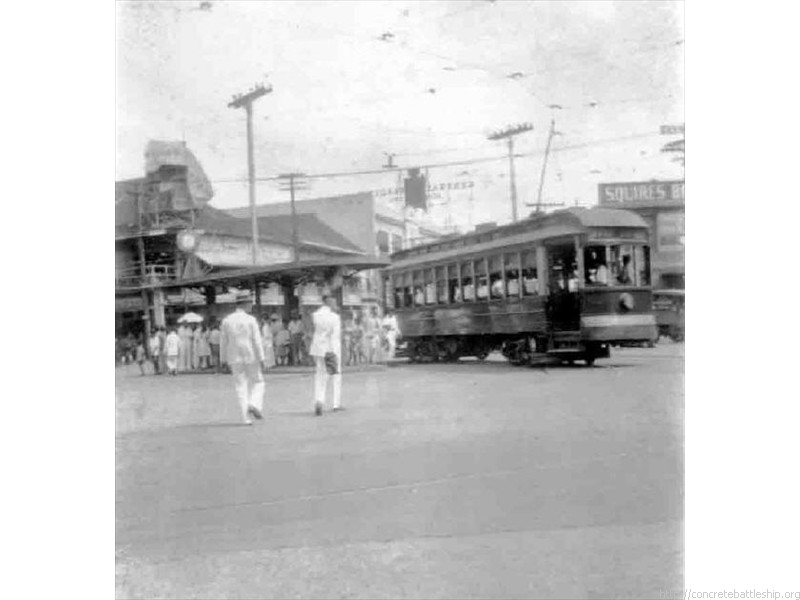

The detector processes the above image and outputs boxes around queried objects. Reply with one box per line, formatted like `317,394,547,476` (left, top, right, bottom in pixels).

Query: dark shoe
247,406,263,420
332,406,346,412
314,402,323,416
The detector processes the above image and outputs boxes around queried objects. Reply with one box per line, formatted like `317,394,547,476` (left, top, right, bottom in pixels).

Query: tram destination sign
598,180,684,205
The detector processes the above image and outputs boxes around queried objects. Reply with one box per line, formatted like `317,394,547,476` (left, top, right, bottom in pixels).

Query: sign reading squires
599,180,684,206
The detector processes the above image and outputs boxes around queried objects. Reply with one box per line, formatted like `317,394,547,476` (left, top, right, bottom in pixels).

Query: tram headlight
619,293,635,312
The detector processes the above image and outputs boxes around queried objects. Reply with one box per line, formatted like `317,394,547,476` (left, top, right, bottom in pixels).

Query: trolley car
383,207,658,366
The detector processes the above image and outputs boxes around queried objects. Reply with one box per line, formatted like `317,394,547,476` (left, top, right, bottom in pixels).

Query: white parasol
177,312,204,324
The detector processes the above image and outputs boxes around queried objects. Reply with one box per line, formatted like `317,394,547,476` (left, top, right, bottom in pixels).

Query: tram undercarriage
402,334,611,367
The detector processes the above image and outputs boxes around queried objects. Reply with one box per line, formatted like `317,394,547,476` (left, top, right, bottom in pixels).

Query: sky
116,0,684,231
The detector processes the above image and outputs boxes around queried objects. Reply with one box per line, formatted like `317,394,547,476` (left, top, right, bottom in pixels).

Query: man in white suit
220,292,266,425
309,293,342,416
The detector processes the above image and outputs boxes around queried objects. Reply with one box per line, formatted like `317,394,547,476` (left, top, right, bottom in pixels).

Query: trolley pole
535,119,560,214
488,122,533,222
228,82,273,265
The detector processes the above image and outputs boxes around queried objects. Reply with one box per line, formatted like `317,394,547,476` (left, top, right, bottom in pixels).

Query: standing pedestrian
309,293,342,415
381,309,401,360
260,315,277,370
208,322,221,372
220,292,266,426
191,324,202,370
196,325,211,370
164,328,180,375
134,338,147,376
288,310,305,366
156,326,167,374
148,329,161,375
177,323,191,372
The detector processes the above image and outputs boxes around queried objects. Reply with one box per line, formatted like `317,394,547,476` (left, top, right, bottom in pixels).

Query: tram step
547,348,584,354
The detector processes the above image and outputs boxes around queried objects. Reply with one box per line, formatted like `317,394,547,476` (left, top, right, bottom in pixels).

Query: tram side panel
579,288,657,343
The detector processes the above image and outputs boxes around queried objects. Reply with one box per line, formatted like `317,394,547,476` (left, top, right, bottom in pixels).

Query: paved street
116,343,684,599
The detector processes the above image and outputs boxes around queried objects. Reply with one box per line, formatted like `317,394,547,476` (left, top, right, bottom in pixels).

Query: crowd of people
115,305,401,376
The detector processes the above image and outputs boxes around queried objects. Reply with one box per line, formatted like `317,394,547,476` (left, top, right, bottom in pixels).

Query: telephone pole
228,82,273,264
488,122,533,222
278,173,309,264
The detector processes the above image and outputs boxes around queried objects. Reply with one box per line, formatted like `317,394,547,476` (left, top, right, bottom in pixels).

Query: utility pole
535,118,561,214
278,173,309,264
488,122,533,222
228,82,273,265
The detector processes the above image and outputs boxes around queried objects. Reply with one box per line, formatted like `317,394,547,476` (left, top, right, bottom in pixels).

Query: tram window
522,250,539,296
460,262,475,301
475,259,489,300
396,275,406,308
449,265,461,302
403,272,414,307
635,245,651,286
384,277,395,308
436,266,447,304
609,245,635,286
547,245,576,292
504,253,521,297
584,245,610,286
488,255,504,298
424,268,436,304
413,270,425,305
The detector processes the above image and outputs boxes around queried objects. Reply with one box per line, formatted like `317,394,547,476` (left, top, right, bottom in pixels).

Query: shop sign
299,283,323,306
261,282,285,305
194,234,293,267
598,180,684,205
115,296,144,311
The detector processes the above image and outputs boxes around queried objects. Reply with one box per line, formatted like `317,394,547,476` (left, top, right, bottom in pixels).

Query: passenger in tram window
414,286,425,305
594,262,609,285
452,282,462,302
425,283,436,304
476,277,489,300
490,275,505,298
506,274,520,296
568,265,580,292
522,269,538,295
617,255,634,285
462,278,475,301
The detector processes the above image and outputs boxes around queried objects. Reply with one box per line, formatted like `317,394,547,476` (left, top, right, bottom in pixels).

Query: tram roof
389,207,649,269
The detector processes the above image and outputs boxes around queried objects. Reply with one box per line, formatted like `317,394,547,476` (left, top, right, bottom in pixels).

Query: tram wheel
476,350,489,361
585,356,596,367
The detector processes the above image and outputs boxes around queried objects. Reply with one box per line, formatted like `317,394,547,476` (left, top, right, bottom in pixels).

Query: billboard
599,180,684,205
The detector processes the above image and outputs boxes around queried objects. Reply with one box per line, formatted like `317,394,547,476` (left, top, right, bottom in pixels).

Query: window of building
376,230,390,255
488,255,504,299
522,250,539,296
504,252,521,298
391,233,403,253
436,266,447,304
460,261,474,301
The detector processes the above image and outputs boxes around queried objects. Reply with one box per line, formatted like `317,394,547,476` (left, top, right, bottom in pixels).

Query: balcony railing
115,264,177,289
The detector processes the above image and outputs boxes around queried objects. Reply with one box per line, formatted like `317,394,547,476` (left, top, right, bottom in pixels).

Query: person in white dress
381,310,400,359
164,329,180,376
260,315,276,370
220,293,267,425
309,294,342,416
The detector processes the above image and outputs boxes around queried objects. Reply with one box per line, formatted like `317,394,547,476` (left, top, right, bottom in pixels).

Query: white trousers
230,362,265,421
314,355,341,409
